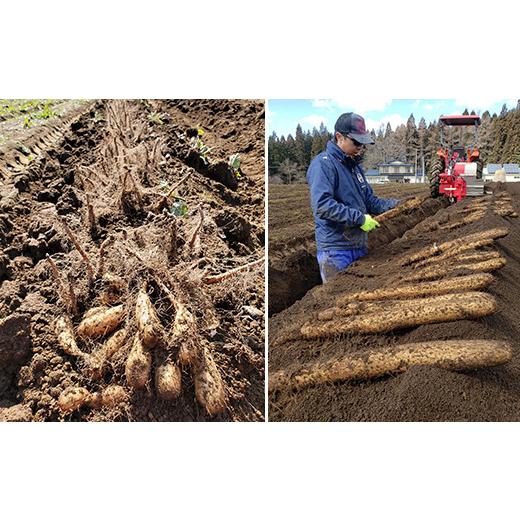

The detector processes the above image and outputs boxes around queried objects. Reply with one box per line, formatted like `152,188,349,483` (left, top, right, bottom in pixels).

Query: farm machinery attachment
428,115,485,202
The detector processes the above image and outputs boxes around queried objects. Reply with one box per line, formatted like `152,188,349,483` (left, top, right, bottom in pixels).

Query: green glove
360,214,380,232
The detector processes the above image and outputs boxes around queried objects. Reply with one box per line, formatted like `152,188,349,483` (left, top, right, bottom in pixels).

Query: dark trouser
317,248,368,283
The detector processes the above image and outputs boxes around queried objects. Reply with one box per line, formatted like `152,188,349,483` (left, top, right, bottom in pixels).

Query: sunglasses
347,135,364,147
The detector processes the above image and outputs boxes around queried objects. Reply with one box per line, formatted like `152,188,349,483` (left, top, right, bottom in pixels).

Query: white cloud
312,98,393,113
299,114,328,130
312,99,333,109
364,113,407,132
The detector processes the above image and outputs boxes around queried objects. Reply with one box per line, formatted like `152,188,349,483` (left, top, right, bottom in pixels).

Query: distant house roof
504,164,520,174
365,169,380,176
378,160,413,167
487,164,503,173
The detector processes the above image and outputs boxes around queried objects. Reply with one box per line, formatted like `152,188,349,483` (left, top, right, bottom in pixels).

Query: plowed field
0,99,265,422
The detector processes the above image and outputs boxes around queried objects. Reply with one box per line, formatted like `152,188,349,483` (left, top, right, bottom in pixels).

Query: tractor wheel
428,158,444,198
476,159,483,180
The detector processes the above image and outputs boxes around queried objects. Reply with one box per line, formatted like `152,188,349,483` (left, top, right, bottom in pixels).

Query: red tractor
429,114,484,201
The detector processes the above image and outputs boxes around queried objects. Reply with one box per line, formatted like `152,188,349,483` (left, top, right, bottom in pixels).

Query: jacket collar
326,140,358,169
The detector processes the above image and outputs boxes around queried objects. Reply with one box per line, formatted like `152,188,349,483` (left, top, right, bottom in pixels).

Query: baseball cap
334,112,375,145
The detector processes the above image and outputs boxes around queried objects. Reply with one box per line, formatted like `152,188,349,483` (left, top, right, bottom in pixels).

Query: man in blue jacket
307,112,399,283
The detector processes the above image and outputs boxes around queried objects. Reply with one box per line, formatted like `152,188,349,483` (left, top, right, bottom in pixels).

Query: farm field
0,99,265,422
268,181,520,421
268,182,430,315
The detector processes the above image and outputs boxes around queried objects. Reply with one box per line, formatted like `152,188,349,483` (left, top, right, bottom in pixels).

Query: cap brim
350,133,375,145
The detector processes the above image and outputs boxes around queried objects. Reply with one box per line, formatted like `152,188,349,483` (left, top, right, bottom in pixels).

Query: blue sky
268,98,519,138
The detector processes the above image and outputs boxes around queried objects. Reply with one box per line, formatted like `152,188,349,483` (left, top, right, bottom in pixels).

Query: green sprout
23,116,32,128
148,112,164,125
169,198,189,217
229,153,242,178
190,129,212,165
37,102,57,119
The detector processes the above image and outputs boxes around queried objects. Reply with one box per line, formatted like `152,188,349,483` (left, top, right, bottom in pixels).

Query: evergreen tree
405,113,419,166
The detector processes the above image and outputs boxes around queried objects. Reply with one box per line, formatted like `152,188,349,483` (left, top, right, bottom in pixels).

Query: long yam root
335,273,493,307
401,257,506,283
269,340,512,392
438,210,486,231
413,238,494,268
301,291,497,339
400,227,509,266
376,195,429,223
323,286,496,321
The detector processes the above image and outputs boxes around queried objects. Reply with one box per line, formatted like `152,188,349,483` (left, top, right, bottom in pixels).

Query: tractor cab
429,114,484,201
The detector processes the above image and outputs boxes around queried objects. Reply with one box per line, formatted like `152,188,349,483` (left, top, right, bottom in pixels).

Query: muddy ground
0,99,265,422
269,182,520,421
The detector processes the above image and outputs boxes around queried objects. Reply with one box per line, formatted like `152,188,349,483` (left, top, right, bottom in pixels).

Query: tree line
268,102,520,184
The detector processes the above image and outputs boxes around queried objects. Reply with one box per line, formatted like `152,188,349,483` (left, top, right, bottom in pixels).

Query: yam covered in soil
193,348,226,416
125,335,152,390
402,257,506,283
400,227,509,266
334,273,494,307
173,302,199,366
55,316,87,359
135,285,164,349
77,304,125,339
269,340,512,391
58,385,128,413
301,291,497,339
155,361,182,400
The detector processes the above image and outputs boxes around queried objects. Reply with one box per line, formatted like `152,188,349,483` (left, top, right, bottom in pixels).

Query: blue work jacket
307,140,399,250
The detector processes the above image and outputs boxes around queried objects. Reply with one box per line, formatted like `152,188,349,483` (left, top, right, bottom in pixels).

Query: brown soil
0,99,265,422
269,183,520,421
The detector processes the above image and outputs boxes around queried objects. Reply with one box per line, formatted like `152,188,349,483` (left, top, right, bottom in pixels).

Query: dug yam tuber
155,361,182,400
269,340,512,391
125,335,152,390
193,348,226,416
135,285,164,349
77,304,125,339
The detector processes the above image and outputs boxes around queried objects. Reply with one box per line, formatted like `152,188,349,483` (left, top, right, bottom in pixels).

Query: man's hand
360,214,380,232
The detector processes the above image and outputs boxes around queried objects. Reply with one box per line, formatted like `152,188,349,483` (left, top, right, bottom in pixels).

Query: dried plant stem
96,235,115,278
167,219,178,263
269,340,512,392
85,194,98,238
46,255,73,313
203,257,264,284
165,171,191,198
58,218,94,286
66,273,79,316
188,207,204,249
